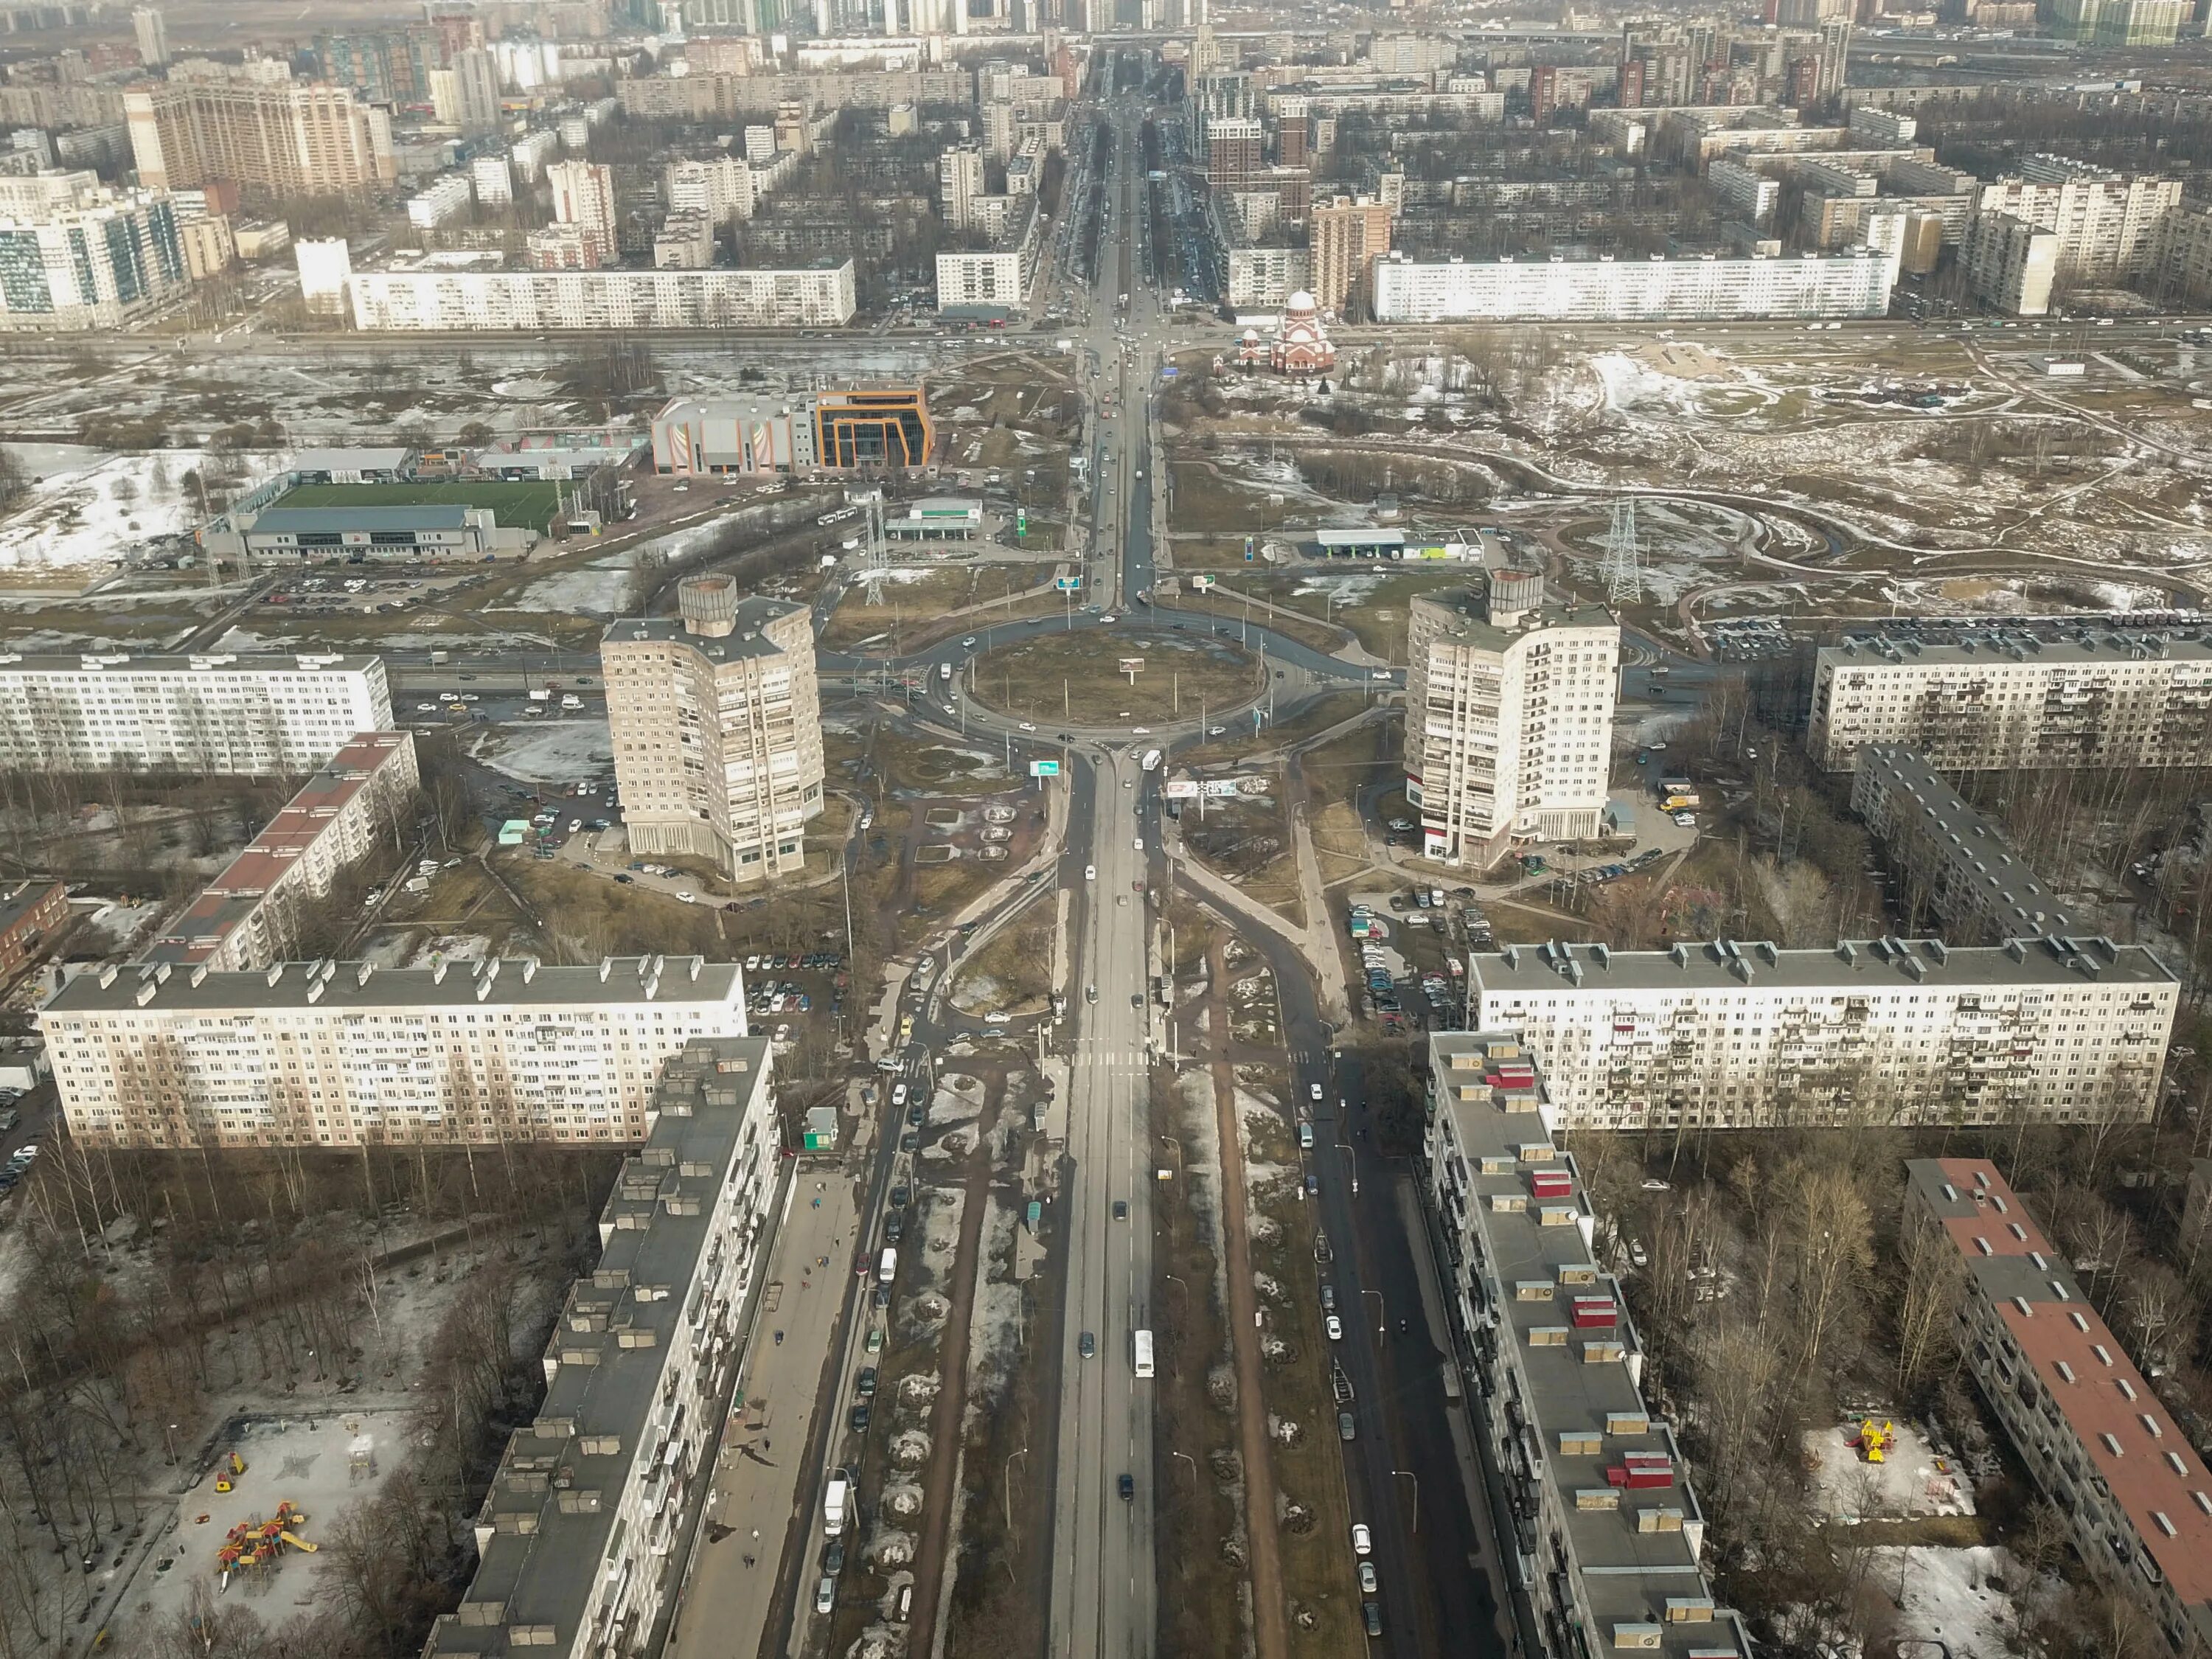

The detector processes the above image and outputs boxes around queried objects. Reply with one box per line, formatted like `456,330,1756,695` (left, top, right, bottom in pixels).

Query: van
878,1247,898,1284
1299,1123,1315,1151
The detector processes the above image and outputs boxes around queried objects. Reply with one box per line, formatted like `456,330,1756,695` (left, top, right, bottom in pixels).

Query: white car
1673,813,1697,829
1310,1083,1324,1102
984,1011,1010,1024
1133,838,1144,851
1359,1562,1378,1595
892,1082,908,1107
1099,613,1117,623
676,891,698,905
415,702,437,713
1085,865,1096,880
1326,1315,1343,1341
1351,1524,1371,1557
962,636,977,647
1019,722,1037,731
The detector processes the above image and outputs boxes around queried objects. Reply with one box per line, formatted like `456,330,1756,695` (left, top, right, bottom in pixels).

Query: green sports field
274,480,566,529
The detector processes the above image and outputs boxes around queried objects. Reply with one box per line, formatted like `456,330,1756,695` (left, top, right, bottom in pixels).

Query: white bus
1132,1328,1155,1379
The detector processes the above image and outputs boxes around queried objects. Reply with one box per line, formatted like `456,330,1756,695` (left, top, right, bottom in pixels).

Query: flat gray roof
291,447,414,472
602,598,804,658
1820,626,2212,671
424,1038,773,1656
251,505,473,533
1429,1032,1745,1658
1472,935,2177,997
1315,526,1406,547
40,954,740,1015
1856,745,2068,932
0,650,378,675
1413,586,1615,651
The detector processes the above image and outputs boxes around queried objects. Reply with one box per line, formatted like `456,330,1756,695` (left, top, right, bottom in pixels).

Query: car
907,1102,925,1126
1079,1330,1096,1358
1628,1239,1649,1268
891,1184,911,1208
1132,993,1144,1008
1113,1200,1129,1220
1019,721,1037,731
1119,1473,1135,1500
1085,864,1096,880
1672,813,1697,829
824,1539,846,1574
1099,613,1117,623
1207,725,1225,735
1338,1412,1357,1442
1304,1174,1319,1195
873,1283,891,1308
1641,1178,1672,1192
1310,1082,1324,1102
891,1082,908,1107
961,636,977,647
567,819,582,833
900,1130,919,1152
614,873,633,883
1359,1562,1377,1595
815,1578,835,1615
414,702,437,713
850,1404,871,1432
1351,1524,1371,1557
1326,1315,1343,1341
865,1327,884,1354
1646,740,1668,751
1363,1600,1382,1638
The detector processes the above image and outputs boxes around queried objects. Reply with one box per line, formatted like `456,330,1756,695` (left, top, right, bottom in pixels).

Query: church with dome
1234,291,1338,378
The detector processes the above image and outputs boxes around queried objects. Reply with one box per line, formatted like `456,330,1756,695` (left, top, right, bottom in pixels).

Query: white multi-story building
664,152,759,231
1963,156,2181,314
421,1037,782,1659
345,257,855,330
1807,628,2212,772
603,577,825,882
142,731,420,972
1424,1032,1753,1659
1405,580,1619,866
1708,157,1781,228
1470,934,2178,1131
0,651,390,775
1371,243,1901,322
1226,243,1310,308
0,179,189,331
40,953,748,1148
1905,1159,2212,1659
936,197,1042,315
471,152,514,206
405,172,474,229
939,141,985,232
133,5,170,67
546,158,617,265
511,128,559,182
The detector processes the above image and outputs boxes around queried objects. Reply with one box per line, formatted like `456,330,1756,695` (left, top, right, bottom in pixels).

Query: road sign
1016,507,1028,537
1161,366,1179,378
1243,535,1255,562
1164,779,1199,799
1056,575,1083,591
1029,759,1062,777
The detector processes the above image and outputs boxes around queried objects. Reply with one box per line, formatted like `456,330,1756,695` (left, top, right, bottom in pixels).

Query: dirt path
1204,937,1290,1659
908,1078,1003,1652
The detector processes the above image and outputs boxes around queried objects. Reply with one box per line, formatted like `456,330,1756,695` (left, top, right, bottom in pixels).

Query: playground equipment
1852,1419,1894,1464
212,1452,246,1493
214,1503,314,1593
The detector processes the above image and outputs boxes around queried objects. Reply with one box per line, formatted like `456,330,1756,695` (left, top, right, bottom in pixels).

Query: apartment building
431,45,500,136
602,578,824,883
1206,115,1262,189
406,173,473,230
344,257,856,330
1807,629,2212,772
142,731,419,973
0,651,390,776
471,152,513,206
1310,192,1391,315
939,141,986,232
422,1038,780,1659
665,152,759,232
1962,156,2181,315
2044,0,2189,43
1370,244,1900,323
1404,580,1619,867
124,74,397,197
0,180,189,331
546,159,616,265
1905,1159,2212,1656
1226,243,1310,308
0,881,69,983
1424,1032,1751,1659
1708,158,1781,229
133,6,170,67
1851,745,2072,945
1470,934,2177,1130
936,198,1042,316
40,953,748,1148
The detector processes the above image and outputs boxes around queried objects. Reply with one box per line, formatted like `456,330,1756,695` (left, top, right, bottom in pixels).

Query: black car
1118,1473,1135,1500
857,1366,878,1397
850,1404,871,1433
824,1540,846,1574
1363,1601,1382,1637
885,1214,904,1244
900,1130,919,1152
890,1185,911,1208
872,1283,891,1309
907,1103,925,1126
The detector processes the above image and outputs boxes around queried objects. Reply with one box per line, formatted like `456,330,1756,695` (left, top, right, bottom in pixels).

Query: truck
1331,1361,1355,1407
1140,748,1161,772
528,687,552,703
824,1474,850,1536
560,694,583,711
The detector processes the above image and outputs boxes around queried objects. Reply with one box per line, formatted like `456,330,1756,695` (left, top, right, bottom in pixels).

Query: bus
1132,1329,1155,1379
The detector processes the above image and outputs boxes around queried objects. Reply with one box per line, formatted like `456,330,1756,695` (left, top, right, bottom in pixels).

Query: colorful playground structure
1852,1419,1895,1464
214,1500,316,1592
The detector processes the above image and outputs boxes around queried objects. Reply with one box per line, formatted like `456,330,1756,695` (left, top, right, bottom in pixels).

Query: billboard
1163,779,1199,799
1119,657,1145,674
1029,759,1062,777
1057,575,1083,591
1200,779,1242,797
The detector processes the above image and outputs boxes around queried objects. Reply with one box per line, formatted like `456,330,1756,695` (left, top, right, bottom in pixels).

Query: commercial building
0,882,69,984
124,73,397,198
233,504,505,561
0,651,390,776
344,255,856,330
1424,1032,1750,1659
1470,934,2177,1131
41,953,748,1149
0,181,189,331
1905,1159,2212,1656
602,577,824,883
1404,580,1619,866
1807,628,2212,773
649,387,929,475
421,1037,781,1659
1851,745,2071,945
142,731,419,972
1310,192,1391,315
1370,243,1900,322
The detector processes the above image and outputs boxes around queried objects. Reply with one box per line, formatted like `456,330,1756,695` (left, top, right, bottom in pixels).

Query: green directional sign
1029,759,1062,777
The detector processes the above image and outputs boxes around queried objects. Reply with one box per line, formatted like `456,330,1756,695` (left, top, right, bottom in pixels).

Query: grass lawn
1169,463,1302,536
1180,690,1374,768
970,628,1262,725
275,479,566,529
818,569,979,651
1245,568,1475,664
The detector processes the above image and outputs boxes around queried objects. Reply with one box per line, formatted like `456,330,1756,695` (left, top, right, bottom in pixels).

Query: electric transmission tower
1602,495,1642,607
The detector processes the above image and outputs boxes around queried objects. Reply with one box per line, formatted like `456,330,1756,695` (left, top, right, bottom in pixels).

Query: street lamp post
1170,1450,1197,1489
1005,1446,1029,1537
1363,1288,1384,1338
1391,1468,1419,1533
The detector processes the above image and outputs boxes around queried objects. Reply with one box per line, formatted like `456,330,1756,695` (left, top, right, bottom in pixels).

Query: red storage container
1531,1171,1572,1199
1571,1298,1618,1328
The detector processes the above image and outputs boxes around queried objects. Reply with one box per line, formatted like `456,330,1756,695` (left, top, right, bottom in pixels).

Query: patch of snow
467,720,613,783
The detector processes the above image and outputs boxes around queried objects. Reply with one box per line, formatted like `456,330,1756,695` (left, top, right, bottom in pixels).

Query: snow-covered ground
467,719,613,783
1874,1545,2028,1659
1804,1419,1976,1520
0,445,285,574
514,554,636,615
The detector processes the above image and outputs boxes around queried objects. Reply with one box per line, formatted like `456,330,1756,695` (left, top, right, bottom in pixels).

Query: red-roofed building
140,732,418,972
1906,1158,2212,1655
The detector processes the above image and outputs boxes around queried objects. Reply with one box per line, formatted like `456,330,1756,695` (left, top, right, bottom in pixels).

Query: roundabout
964,625,1266,726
